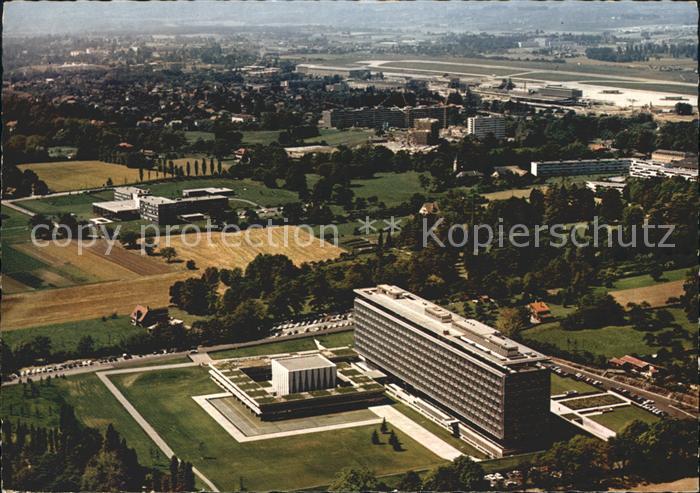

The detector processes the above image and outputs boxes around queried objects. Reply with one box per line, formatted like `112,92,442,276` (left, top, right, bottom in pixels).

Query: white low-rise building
629,159,697,181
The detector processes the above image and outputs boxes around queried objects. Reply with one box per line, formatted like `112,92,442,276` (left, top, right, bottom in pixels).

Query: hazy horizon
3,0,698,37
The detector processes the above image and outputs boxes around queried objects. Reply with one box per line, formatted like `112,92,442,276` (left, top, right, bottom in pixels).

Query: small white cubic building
271,354,337,396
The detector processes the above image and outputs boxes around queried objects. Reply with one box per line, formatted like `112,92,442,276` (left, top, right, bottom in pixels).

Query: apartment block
466,115,506,140
321,105,454,130
353,285,550,456
530,157,632,177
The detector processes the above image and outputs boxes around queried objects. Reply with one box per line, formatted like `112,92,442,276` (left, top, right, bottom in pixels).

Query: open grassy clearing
149,226,344,270
19,191,113,219
210,330,354,360
523,322,660,358
0,373,169,469
1,316,145,353
550,373,598,396
610,268,689,291
589,405,660,433
112,366,445,491
17,161,156,192
344,171,432,207
1,271,189,330
307,128,375,146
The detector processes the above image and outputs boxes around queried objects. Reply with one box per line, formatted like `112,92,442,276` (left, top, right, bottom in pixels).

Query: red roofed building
130,305,169,328
528,301,553,324
609,355,659,379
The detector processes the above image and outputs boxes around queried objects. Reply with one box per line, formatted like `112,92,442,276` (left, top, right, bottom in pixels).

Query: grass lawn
391,402,487,459
17,161,152,192
0,374,169,469
1,316,144,353
306,128,374,147
241,130,282,145
19,191,113,219
550,373,598,396
111,366,445,491
2,241,48,274
211,330,354,360
0,207,32,243
184,131,215,143
1,205,31,229
522,322,660,358
589,405,659,433
349,172,431,208
610,267,690,291
146,177,299,206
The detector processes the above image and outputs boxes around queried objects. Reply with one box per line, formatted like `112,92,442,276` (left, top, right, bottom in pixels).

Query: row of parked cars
9,349,176,382
610,386,667,417
271,312,353,337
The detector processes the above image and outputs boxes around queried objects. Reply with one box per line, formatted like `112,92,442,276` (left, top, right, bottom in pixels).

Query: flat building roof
272,354,336,372
355,285,547,369
92,199,139,213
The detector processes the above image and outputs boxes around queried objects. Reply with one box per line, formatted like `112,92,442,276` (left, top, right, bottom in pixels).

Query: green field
348,172,431,207
307,128,374,147
561,394,624,410
20,191,113,219
240,128,374,148
111,366,445,491
0,374,169,469
2,241,48,274
211,330,354,360
610,267,689,291
1,316,144,354
522,306,693,358
184,131,215,143
523,322,659,358
589,405,660,433
550,374,598,396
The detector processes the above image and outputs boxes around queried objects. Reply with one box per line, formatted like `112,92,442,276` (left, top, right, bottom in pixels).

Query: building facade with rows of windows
353,285,550,456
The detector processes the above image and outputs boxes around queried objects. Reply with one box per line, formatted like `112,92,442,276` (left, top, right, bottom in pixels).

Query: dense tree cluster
586,42,697,62
0,401,194,492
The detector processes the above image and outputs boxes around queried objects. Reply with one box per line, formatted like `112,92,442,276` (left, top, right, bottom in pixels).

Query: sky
3,0,698,36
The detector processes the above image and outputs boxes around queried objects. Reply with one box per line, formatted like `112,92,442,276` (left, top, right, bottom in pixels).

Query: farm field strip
17,161,153,192
1,271,190,330
148,226,345,270
610,280,684,308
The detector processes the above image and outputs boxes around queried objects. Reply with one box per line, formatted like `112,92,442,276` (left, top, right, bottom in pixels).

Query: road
552,358,697,420
97,364,219,492
2,324,355,387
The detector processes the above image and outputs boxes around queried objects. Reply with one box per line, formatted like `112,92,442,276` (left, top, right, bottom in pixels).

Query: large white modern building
466,115,506,140
353,285,550,456
271,354,337,396
530,157,632,177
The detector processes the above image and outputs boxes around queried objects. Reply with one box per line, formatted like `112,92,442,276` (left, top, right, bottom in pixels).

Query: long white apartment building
530,157,632,177
353,285,550,456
